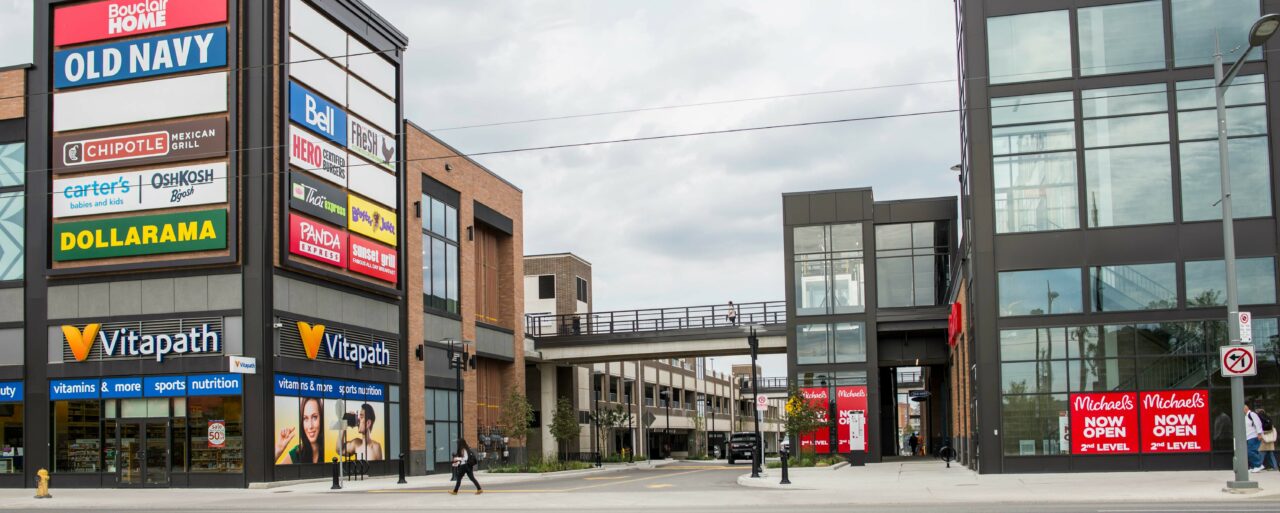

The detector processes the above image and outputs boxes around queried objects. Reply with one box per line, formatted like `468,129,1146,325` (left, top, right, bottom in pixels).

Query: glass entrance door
117,420,169,487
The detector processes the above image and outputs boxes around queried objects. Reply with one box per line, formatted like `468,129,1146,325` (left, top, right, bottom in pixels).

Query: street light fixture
592,370,604,467
1214,14,1280,491
658,388,671,459
445,339,474,481
741,324,765,478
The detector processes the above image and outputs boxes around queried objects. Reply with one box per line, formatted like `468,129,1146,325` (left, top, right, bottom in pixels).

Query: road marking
1098,510,1280,512
369,467,717,494
583,476,627,480
646,484,673,489
565,468,711,491
370,488,569,494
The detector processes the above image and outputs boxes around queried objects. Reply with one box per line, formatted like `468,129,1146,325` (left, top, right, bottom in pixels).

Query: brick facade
0,69,24,121
525,253,593,320
405,121,524,457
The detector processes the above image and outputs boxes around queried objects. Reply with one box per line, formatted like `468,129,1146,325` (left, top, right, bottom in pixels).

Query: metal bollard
398,453,408,484
34,469,52,499
779,450,791,485
331,457,341,490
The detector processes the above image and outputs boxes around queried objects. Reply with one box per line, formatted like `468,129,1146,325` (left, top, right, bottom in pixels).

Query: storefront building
954,0,1280,473
783,189,956,463
18,0,411,487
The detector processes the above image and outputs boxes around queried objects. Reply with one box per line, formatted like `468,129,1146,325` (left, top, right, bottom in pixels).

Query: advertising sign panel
347,77,396,132
53,209,227,261
0,381,22,402
347,194,397,246
289,124,347,186
1140,390,1210,453
207,420,226,448
835,386,868,452
54,117,226,173
289,81,347,146
348,234,397,284
1069,392,1139,454
288,37,346,106
348,159,396,208
62,320,221,362
51,374,240,400
53,0,229,47
54,71,228,132
54,162,227,218
346,116,395,172
289,171,347,226
289,213,346,268
799,387,831,454
54,28,227,89
293,321,391,370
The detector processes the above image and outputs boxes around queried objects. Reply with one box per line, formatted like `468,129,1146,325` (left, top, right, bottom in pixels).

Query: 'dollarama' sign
54,0,228,47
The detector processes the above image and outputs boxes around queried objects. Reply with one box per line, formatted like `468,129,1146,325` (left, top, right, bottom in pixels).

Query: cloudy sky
0,1,960,375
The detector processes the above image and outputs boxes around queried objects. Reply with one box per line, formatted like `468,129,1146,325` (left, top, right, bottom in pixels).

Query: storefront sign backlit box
1069,392,1139,454
53,71,229,132
54,117,227,173
274,374,386,401
348,159,396,208
836,385,868,452
51,374,242,400
53,0,229,47
54,28,228,89
289,171,347,226
799,386,831,454
288,213,346,268
53,209,227,261
289,123,348,187
53,162,228,218
348,234,397,284
0,381,22,402
347,194,397,246
347,112,396,171
289,81,347,146
1140,390,1210,453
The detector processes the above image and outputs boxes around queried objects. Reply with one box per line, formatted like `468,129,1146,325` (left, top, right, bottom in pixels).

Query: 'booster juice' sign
1069,392,1138,454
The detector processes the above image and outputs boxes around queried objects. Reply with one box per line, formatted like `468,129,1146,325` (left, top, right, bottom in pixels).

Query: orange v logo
62,324,101,362
297,321,325,360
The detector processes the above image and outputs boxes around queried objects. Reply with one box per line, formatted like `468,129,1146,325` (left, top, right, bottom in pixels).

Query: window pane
0,192,22,281
445,205,457,242
421,233,431,296
54,400,100,472
1138,355,1209,389
994,152,1080,233
1000,329,1040,361
797,324,830,365
1001,394,1067,455
1069,358,1137,392
912,222,935,248
1186,257,1277,306
1176,75,1264,109
1083,114,1169,148
875,224,912,250
188,396,243,472
988,10,1072,84
795,260,829,315
832,323,866,363
830,258,864,314
876,257,913,308
793,226,826,254
830,223,862,252
0,403,23,473
1176,105,1267,140
1085,144,1174,226
1002,361,1068,394
1090,263,1178,311
991,92,1074,125
430,198,445,236
993,122,1076,155
420,194,430,231
1081,84,1168,118
1078,1,1165,76
913,255,936,306
998,268,1083,316
1172,0,1261,68
446,243,459,313
1070,325,1136,359
0,142,22,187
1179,138,1272,221
432,239,446,304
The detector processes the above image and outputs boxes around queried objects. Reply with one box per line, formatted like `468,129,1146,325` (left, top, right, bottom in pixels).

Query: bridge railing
526,300,786,338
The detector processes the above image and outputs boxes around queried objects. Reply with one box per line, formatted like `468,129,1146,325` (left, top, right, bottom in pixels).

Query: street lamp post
743,324,764,478
659,388,671,459
446,339,474,481
626,376,635,463
593,370,603,467
1216,14,1280,491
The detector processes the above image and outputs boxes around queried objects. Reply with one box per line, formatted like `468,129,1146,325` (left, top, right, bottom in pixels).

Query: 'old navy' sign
55,28,227,88
290,82,347,146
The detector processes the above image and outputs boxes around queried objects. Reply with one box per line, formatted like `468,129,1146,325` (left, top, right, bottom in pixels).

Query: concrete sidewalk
268,459,673,492
738,459,1280,504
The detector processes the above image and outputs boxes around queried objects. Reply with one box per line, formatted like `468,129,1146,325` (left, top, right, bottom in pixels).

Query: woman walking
451,438,482,495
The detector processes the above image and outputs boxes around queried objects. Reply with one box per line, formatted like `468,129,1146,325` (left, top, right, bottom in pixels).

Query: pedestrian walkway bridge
526,300,787,364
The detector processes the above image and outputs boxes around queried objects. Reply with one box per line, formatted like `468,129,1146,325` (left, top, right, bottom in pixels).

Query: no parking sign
1220,345,1257,377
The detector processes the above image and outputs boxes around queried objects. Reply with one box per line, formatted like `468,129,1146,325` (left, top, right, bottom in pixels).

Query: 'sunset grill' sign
54,0,229,47
1141,390,1210,453
54,117,226,173
1069,392,1138,454
289,213,345,268
348,234,397,284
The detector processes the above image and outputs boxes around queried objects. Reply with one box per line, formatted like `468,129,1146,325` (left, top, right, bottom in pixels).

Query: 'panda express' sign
54,209,226,261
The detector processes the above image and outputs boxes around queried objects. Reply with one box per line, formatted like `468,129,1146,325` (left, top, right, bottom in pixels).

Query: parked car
727,432,758,465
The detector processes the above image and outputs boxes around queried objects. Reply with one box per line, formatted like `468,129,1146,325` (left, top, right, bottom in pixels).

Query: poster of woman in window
273,396,325,464
325,399,385,462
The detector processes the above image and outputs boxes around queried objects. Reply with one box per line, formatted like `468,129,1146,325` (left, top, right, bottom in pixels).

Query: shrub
486,454,594,473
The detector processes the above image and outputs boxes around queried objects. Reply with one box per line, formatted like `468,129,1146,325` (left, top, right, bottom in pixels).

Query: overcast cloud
0,1,959,375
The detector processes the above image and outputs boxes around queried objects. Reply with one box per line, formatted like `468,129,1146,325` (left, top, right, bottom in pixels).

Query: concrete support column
538,363,557,458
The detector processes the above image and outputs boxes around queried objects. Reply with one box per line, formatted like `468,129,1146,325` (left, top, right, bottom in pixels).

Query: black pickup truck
726,432,758,465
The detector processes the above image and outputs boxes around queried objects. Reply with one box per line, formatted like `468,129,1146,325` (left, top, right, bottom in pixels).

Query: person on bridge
451,438,482,495
726,301,738,325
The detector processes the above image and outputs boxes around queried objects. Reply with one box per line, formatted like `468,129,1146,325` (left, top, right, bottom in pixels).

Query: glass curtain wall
875,222,947,307
421,194,459,313
991,92,1079,233
1176,75,1271,221
793,223,864,315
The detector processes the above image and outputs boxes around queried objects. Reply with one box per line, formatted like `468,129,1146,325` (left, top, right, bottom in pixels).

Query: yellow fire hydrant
35,468,51,499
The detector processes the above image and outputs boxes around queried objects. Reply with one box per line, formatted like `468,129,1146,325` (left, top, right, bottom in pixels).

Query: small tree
690,415,706,458
784,386,826,456
549,397,579,460
497,387,533,465
589,405,631,458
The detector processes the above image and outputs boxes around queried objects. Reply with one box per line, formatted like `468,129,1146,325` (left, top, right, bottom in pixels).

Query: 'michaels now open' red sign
54,0,228,47
1070,392,1138,454
1141,390,1209,453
